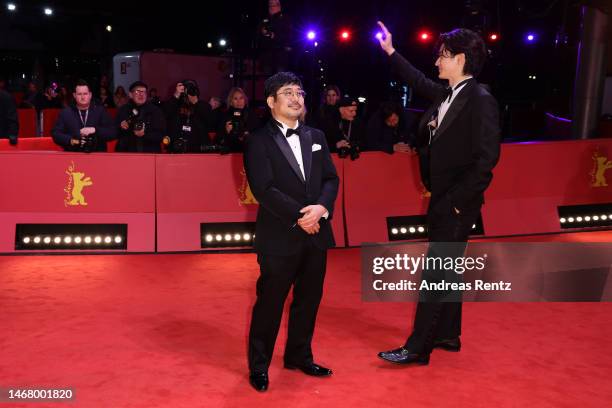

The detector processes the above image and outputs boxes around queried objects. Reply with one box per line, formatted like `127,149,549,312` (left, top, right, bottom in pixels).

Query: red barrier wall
0,152,156,252
17,109,38,138
41,109,61,138
155,154,345,252
0,137,62,151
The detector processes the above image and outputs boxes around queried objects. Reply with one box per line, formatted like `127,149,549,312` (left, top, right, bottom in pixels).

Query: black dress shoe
284,362,333,377
433,337,461,352
378,347,430,365
249,372,269,392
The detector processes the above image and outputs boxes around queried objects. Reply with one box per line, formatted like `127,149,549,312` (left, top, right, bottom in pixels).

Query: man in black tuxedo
376,22,501,365
244,72,339,391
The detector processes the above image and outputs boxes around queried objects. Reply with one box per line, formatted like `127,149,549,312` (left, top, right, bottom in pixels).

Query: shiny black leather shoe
377,347,430,365
249,372,269,392
284,362,333,377
433,337,461,352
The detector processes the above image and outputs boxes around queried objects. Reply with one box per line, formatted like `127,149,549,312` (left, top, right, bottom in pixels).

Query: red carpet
2,231,612,407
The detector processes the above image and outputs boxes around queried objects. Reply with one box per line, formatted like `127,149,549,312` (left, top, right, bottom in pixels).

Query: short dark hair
129,80,148,92
379,101,403,121
74,79,90,93
436,28,487,77
264,72,303,98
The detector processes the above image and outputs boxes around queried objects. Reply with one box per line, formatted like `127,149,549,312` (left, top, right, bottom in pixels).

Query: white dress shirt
437,76,473,126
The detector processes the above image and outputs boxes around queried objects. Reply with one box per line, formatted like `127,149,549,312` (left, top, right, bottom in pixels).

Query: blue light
526,33,536,42
306,30,316,41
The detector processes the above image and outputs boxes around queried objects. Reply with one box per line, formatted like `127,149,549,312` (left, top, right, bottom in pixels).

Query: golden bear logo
590,150,612,188
238,168,258,205
64,161,93,206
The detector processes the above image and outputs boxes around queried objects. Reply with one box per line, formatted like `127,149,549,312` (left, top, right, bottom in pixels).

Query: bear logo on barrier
64,161,93,206
239,168,258,205
591,150,612,188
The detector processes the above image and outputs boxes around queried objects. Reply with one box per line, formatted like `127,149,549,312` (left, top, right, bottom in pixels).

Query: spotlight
526,33,536,42
602,215,608,220
568,217,574,222
584,216,591,222
34,236,41,244
576,217,583,222
106,25,112,32
593,216,600,221
314,41,319,47
306,30,316,40
391,228,399,235
224,234,232,241
84,236,92,244
215,234,223,242
243,233,251,240
399,227,407,234
234,234,242,241
23,237,31,244
206,42,212,48
219,39,227,47
205,234,213,242
114,236,122,244
489,33,499,41
340,30,350,41
94,236,102,244
54,236,61,244
560,218,566,223
418,31,432,42
44,7,53,16
409,227,416,233
43,237,51,244
104,236,112,244
74,237,82,244
375,31,383,40
7,3,16,11
417,226,425,233
64,236,72,244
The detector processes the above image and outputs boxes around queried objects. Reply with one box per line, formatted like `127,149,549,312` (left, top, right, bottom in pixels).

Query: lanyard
78,109,89,127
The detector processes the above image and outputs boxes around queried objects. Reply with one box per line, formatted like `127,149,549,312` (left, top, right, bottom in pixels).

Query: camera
80,134,98,153
125,107,145,131
338,144,360,161
201,144,229,154
229,109,245,136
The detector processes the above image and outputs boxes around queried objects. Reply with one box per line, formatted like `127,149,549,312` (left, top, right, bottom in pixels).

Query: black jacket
365,108,416,153
219,107,261,152
244,120,339,255
115,101,166,153
0,90,19,141
52,104,116,152
390,51,500,213
165,98,212,153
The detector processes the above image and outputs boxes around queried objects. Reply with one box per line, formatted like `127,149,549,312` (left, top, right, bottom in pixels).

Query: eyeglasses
132,89,147,95
277,90,306,99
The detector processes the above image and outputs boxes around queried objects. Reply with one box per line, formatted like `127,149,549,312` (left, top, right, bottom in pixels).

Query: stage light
106,25,112,32
23,237,31,244
54,236,61,244
44,237,51,244
314,41,318,47
340,30,350,41
489,33,499,41
200,222,256,248
7,3,16,11
104,236,112,244
593,216,600,221
94,236,102,244
400,227,407,234
74,237,82,244
306,30,316,40
409,227,416,233
205,234,213,242
526,33,536,42
576,217,583,222
219,39,227,47
417,226,425,233
215,234,223,242
560,218,566,223
585,216,591,222
419,31,432,42
391,228,398,235
224,234,232,241
64,236,72,244
358,97,366,103
602,215,608,220
206,42,212,48
234,234,241,241
243,233,251,241
375,32,383,40
114,236,122,244
472,224,477,229
44,7,53,16
84,236,92,244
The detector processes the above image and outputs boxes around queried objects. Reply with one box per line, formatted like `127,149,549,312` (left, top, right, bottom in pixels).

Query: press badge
182,125,192,132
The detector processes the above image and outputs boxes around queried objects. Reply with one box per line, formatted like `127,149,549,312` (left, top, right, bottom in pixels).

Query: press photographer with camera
218,87,261,152
115,81,166,153
164,80,213,153
323,96,364,160
52,80,116,152
257,0,293,74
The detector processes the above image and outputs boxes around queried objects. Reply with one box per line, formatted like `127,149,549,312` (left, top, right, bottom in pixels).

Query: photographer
257,0,293,74
325,96,365,160
164,80,212,153
52,79,115,152
365,101,417,154
219,87,261,152
115,81,166,153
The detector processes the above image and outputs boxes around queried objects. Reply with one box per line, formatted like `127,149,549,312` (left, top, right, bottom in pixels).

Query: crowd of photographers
1,76,418,159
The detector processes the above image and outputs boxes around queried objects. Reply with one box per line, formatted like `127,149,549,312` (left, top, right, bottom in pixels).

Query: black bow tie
444,78,472,103
286,128,300,138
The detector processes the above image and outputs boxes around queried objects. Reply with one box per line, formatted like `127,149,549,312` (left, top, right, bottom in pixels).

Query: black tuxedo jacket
390,52,501,214
244,120,339,255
